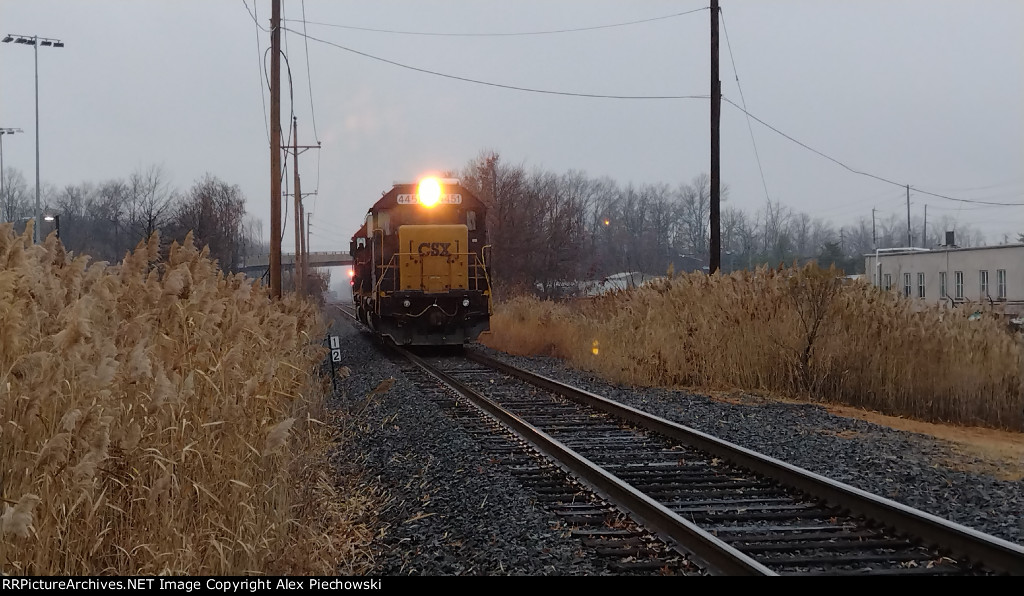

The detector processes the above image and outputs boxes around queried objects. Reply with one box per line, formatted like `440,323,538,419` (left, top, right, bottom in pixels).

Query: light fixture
403,299,411,308
5,33,65,244
1,36,12,43
417,177,441,208
462,299,470,307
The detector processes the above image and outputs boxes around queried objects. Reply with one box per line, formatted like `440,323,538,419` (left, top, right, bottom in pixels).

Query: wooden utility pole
906,184,911,247
923,204,927,249
293,116,303,297
269,0,282,298
303,209,310,295
872,207,877,246
709,0,721,274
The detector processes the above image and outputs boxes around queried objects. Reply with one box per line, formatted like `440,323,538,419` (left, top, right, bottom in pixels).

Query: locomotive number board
397,194,462,205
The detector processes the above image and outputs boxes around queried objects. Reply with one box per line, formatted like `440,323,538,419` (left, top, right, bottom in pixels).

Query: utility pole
285,118,320,298
906,184,911,248
303,209,310,295
709,0,721,274
269,0,282,298
923,204,927,249
871,207,877,247
293,116,303,297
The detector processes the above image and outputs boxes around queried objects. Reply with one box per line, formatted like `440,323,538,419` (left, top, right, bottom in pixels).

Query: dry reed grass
484,263,1024,431
0,223,374,575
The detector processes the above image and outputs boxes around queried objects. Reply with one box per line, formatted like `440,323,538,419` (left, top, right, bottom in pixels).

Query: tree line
1,165,265,272
460,150,1002,298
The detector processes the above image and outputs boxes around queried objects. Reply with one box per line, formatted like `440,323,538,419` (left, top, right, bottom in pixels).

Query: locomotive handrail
371,250,491,314
380,250,490,291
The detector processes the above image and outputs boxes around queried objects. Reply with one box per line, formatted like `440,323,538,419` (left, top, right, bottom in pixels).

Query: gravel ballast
325,311,1023,575
326,318,605,575
473,345,1024,548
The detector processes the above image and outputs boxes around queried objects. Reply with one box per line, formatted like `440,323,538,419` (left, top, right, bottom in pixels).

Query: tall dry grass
484,264,1024,430
0,223,373,575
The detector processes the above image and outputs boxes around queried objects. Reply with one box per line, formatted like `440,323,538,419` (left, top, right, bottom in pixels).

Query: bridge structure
237,251,351,274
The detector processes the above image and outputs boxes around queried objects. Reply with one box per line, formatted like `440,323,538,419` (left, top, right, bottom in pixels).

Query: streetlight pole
3,34,64,243
0,128,24,220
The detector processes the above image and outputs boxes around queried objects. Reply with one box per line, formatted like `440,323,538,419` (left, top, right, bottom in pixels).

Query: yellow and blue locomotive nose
398,224,469,293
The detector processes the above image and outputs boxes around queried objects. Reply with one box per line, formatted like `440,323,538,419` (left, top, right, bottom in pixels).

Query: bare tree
1,167,30,223
126,165,176,244
169,174,248,271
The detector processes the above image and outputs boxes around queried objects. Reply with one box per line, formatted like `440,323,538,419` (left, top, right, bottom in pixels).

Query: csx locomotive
349,177,492,345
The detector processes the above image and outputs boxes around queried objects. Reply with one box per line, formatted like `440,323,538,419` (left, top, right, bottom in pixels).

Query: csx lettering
417,242,451,256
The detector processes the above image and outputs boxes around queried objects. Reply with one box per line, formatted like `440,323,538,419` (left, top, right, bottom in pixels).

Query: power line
721,97,1024,207
300,0,321,215
282,27,708,101
283,7,709,37
300,0,320,142
280,11,1020,212
720,7,770,205
241,0,268,32
244,1,270,144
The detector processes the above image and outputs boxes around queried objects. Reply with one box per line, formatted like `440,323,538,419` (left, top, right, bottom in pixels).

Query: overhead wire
300,0,322,215
283,7,709,37
719,7,770,204
245,0,270,144
282,26,708,101
721,97,1024,207
241,0,268,32
278,48,296,245
263,5,1022,239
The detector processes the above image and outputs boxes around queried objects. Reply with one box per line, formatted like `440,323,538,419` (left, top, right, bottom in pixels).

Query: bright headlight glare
417,177,441,207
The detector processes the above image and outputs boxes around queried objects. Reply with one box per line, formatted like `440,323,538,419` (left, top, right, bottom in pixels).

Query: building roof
863,244,1024,258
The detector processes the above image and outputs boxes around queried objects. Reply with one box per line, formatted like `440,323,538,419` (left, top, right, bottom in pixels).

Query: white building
863,243,1024,318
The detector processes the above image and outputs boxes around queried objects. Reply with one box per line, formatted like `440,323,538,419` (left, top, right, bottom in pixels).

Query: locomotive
349,177,491,345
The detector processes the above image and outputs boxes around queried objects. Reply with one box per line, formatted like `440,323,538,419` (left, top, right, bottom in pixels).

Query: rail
465,349,1024,575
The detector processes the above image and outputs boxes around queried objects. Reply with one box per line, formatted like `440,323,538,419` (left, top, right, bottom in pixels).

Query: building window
903,273,912,297
955,271,964,299
917,273,925,298
980,270,990,298
997,269,1007,300
939,271,947,298
884,274,892,291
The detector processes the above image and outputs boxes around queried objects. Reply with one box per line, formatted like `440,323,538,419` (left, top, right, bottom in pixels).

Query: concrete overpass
237,251,351,274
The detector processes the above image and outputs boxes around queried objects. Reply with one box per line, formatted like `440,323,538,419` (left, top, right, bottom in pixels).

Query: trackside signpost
326,335,341,394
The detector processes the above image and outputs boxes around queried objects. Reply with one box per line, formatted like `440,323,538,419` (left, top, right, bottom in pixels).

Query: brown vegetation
483,263,1024,431
0,223,372,574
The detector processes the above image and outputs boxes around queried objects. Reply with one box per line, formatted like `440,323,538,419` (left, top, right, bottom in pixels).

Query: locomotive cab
349,177,491,345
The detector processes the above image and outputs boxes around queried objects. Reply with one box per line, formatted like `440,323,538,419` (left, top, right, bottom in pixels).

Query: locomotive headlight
403,299,411,308
462,299,470,307
417,177,441,208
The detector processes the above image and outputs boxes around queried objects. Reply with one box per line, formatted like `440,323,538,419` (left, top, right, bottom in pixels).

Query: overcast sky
2,0,1022,271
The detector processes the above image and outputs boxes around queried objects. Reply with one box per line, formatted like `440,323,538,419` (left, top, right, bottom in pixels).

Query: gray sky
2,0,1022,267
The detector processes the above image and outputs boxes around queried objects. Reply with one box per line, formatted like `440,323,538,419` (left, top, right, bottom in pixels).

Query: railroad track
330,304,1024,576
